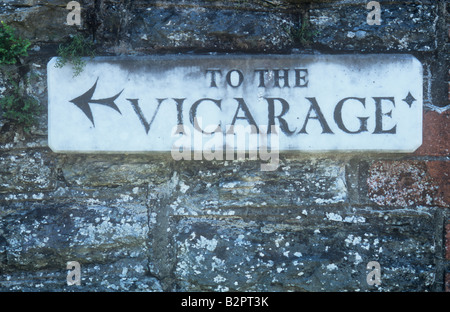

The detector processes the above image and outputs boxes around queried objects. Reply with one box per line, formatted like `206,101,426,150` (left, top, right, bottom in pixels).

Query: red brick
367,160,448,207
425,161,450,206
446,273,450,292
414,110,449,157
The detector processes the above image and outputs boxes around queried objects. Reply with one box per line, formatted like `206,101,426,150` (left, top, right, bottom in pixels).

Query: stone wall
0,0,449,292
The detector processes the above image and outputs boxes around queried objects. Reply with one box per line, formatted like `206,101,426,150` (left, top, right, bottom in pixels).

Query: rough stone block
309,2,438,52
149,158,347,218
59,154,172,187
0,3,74,43
172,206,438,291
0,149,55,194
0,259,162,292
0,203,149,272
0,184,149,211
106,5,294,52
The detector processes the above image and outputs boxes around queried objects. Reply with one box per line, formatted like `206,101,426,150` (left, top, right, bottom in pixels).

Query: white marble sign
47,54,422,153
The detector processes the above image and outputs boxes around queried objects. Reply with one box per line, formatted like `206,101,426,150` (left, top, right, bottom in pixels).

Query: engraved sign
47,54,422,153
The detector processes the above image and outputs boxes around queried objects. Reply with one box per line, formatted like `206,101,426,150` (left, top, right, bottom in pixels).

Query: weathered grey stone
309,2,439,52
0,203,149,271
0,2,75,43
163,158,347,217
172,206,439,291
58,154,173,187
127,7,295,52
0,149,55,193
0,260,162,292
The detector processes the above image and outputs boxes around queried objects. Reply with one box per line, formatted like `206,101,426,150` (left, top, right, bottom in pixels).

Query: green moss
0,78,41,132
0,22,38,131
55,34,96,77
0,21,31,65
286,19,319,46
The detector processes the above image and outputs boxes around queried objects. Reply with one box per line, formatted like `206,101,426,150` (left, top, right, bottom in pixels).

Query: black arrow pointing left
69,77,124,127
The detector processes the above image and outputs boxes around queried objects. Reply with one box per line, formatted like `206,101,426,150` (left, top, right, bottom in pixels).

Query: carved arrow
69,77,124,127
